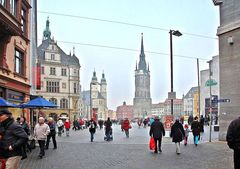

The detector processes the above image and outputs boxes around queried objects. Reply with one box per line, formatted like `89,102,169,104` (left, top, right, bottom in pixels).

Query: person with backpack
0,109,28,167
88,118,97,142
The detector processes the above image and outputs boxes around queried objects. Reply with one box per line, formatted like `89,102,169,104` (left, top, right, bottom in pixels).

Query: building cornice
217,20,240,35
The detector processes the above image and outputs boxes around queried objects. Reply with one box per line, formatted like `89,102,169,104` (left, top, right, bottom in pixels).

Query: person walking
149,116,165,153
45,117,57,149
0,109,28,169
191,116,201,146
19,116,31,160
57,119,64,136
200,115,205,133
34,117,50,159
184,124,190,146
226,116,240,169
170,119,185,155
88,118,97,142
104,117,112,141
64,119,70,137
121,118,131,138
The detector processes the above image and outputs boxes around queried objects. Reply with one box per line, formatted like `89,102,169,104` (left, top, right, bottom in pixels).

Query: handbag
149,137,155,150
29,139,36,149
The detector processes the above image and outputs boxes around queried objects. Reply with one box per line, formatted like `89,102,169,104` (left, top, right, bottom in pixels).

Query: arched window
60,98,68,109
49,98,57,105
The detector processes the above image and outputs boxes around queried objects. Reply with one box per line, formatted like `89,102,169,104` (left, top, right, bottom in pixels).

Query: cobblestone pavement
20,124,234,169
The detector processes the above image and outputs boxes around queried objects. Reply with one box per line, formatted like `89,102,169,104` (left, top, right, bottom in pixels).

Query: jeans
90,132,94,142
46,134,57,149
124,130,129,138
66,128,69,136
154,137,162,152
38,140,45,156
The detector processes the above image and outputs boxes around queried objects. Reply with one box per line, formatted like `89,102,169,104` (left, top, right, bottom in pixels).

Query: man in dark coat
191,116,201,146
45,117,57,149
170,119,185,154
88,118,97,142
0,109,28,168
104,117,112,141
149,116,165,153
226,116,240,169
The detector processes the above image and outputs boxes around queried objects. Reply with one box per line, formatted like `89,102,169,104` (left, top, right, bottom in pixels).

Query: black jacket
1,118,28,158
191,120,201,135
89,120,97,133
104,120,112,132
170,121,185,143
226,117,240,150
149,120,165,139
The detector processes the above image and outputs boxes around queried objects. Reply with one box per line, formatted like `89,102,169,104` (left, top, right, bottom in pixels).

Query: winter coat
48,122,56,135
226,117,240,150
34,123,50,140
20,122,30,135
64,121,70,129
104,120,112,132
89,120,97,133
149,120,165,139
121,119,131,131
191,120,201,135
0,118,28,158
170,121,185,143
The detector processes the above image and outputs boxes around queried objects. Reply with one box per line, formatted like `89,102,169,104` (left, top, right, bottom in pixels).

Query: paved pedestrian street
20,124,234,169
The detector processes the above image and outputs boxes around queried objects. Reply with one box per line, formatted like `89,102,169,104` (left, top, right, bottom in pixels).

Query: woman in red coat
121,118,131,138
64,120,70,137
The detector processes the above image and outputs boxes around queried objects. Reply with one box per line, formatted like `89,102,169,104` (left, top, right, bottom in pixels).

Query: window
41,66,44,74
62,82,66,89
49,98,57,105
15,49,24,75
50,67,56,75
21,7,27,34
51,45,54,50
61,68,67,76
10,0,16,16
0,0,6,7
51,54,55,60
60,98,68,109
73,83,77,93
46,81,59,93
41,81,44,88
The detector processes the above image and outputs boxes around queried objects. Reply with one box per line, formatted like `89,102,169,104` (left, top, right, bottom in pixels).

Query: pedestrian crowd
0,108,239,169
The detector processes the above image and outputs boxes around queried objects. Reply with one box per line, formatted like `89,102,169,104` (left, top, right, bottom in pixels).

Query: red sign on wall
164,115,174,130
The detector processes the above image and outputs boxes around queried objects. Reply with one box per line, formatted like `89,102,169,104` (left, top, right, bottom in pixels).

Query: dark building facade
133,33,152,117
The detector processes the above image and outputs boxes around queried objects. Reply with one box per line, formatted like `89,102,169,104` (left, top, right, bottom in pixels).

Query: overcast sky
37,0,219,110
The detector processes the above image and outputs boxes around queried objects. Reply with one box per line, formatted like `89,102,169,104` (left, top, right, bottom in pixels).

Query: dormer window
51,54,55,60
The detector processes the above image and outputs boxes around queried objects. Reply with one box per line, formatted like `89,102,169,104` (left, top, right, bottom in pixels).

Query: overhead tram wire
38,10,218,40
38,39,208,61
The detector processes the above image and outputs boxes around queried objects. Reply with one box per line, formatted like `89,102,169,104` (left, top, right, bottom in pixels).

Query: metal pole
170,30,173,116
208,61,212,142
197,58,201,118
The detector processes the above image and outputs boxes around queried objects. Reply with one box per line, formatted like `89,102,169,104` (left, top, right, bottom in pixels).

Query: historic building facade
133,34,152,118
183,87,199,117
0,0,31,118
213,0,240,140
90,71,108,120
116,102,134,120
36,18,81,121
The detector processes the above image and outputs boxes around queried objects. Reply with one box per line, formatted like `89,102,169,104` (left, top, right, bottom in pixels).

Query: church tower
100,72,107,106
133,33,152,118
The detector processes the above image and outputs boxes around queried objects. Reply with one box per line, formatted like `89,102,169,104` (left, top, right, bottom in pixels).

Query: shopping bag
30,139,36,149
149,137,155,150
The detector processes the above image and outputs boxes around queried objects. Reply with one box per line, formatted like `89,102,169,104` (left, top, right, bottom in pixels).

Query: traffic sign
212,99,230,103
205,79,218,87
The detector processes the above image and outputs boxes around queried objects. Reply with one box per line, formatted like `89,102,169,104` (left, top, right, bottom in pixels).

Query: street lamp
207,60,213,142
169,30,182,116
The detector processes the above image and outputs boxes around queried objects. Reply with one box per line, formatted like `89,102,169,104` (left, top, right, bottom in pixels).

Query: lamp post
169,30,182,116
207,60,213,142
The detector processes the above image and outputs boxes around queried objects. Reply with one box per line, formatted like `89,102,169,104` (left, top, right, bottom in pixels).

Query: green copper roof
43,17,51,39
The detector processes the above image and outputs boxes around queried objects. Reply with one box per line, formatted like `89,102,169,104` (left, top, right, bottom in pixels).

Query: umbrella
0,97,17,107
18,97,58,108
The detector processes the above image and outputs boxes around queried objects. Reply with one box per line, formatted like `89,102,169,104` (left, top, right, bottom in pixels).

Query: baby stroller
104,128,113,141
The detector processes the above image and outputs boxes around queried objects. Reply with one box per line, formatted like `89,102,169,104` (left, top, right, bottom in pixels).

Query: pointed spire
141,33,144,55
148,62,150,72
91,69,98,83
73,46,75,56
43,17,51,40
138,33,147,71
101,70,107,84
135,61,138,70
